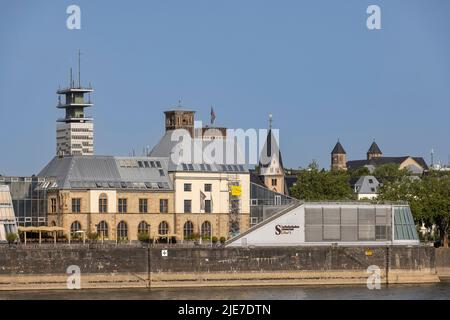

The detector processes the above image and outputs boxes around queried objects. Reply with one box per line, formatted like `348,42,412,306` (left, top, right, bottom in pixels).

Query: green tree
349,166,370,179
373,163,410,184
378,172,450,247
290,162,355,201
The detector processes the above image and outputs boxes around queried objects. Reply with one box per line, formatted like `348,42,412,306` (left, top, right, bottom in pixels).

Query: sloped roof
353,175,380,194
37,156,173,191
259,129,284,168
331,141,346,154
368,141,382,154
149,129,249,173
249,169,266,187
347,156,428,172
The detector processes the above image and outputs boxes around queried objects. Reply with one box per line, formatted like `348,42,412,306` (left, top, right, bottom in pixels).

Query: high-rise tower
56,51,94,156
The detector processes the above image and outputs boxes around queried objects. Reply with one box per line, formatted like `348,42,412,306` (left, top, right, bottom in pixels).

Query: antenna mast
78,49,81,88
431,148,434,167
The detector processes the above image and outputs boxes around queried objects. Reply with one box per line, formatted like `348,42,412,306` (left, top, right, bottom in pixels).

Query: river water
1,283,449,300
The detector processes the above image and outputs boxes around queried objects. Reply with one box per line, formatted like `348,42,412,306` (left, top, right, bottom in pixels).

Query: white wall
228,205,305,247
88,190,117,213
173,172,250,214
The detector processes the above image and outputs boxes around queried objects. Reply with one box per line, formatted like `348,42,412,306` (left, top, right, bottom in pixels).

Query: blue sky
1,0,449,175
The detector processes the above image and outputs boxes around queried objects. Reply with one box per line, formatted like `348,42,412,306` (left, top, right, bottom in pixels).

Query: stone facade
46,188,247,241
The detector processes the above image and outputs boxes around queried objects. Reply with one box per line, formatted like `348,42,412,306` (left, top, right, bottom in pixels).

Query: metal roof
149,130,249,173
37,156,173,191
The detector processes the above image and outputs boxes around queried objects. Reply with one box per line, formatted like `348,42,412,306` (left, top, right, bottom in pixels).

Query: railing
1,241,227,249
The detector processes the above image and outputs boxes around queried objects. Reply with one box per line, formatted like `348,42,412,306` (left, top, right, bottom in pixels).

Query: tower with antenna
430,148,434,168
56,50,94,156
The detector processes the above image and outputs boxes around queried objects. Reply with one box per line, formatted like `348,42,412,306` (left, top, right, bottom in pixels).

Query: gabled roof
259,129,283,168
37,156,173,191
347,156,428,171
367,141,382,154
331,141,346,154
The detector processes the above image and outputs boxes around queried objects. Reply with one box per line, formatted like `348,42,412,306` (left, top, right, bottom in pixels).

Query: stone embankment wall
0,245,443,290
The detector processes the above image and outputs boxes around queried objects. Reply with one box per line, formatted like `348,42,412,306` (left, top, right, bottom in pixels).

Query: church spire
367,140,382,160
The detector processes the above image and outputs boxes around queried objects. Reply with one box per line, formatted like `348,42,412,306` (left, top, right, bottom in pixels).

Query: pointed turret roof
331,141,346,154
367,141,382,154
259,129,283,168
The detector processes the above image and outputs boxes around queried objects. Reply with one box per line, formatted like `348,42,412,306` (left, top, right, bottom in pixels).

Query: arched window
51,221,56,227
117,221,128,240
183,221,194,239
138,221,149,235
70,221,82,237
99,193,108,213
158,221,169,235
97,221,108,238
201,221,211,238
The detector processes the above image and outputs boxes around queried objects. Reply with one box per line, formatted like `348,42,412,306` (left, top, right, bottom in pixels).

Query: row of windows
52,196,212,214
71,128,92,132
118,159,162,169
50,197,169,214
180,163,245,172
71,135,92,140
183,199,212,213
70,220,212,240
184,183,212,192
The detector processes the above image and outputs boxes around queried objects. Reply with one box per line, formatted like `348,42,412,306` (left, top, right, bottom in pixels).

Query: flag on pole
210,106,216,125
200,190,206,211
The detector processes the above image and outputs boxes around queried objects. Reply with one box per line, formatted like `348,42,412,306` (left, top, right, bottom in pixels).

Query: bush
219,236,226,244
137,232,150,242
192,233,200,240
185,233,200,241
87,232,99,240
6,233,17,244
212,236,218,244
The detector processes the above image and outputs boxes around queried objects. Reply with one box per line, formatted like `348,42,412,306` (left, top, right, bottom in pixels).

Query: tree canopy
289,162,355,201
378,172,450,247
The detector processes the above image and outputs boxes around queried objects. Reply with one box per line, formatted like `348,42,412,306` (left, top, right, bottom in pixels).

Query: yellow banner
231,186,241,197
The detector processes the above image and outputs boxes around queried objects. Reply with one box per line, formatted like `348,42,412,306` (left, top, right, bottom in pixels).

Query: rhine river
0,283,449,300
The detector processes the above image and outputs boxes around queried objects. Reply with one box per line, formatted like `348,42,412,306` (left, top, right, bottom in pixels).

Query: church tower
56,51,94,156
367,140,382,160
331,140,347,171
259,114,285,194
164,102,195,137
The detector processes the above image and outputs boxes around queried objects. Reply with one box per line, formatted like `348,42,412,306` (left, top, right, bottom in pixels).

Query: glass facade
304,205,393,242
250,182,298,226
394,206,419,240
0,177,48,226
